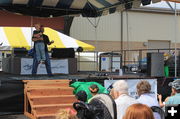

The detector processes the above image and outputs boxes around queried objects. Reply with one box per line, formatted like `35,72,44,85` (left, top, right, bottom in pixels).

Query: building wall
0,11,64,30
70,11,180,52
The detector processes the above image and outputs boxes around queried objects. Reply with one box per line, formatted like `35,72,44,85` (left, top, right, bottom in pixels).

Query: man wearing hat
166,79,180,104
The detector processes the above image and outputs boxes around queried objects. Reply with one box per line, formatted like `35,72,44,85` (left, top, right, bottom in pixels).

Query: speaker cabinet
13,48,28,57
147,53,164,77
51,48,75,58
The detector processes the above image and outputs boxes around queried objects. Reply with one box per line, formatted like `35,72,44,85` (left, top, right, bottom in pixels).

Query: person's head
123,103,154,119
56,108,78,119
136,80,151,96
34,23,41,30
40,25,44,33
75,91,87,102
169,79,180,94
89,84,99,96
111,80,128,99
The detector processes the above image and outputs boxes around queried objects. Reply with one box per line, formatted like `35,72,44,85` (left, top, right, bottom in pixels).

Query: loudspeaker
141,0,151,6
125,2,132,9
51,48,75,58
13,48,28,57
76,47,83,52
147,53,164,77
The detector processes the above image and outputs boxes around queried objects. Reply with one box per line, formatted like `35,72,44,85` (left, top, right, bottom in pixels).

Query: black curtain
0,80,24,115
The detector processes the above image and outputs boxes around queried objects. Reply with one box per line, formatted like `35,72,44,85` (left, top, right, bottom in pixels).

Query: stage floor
0,71,150,81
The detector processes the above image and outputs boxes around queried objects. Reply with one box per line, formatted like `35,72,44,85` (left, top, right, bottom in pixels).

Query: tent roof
0,0,161,17
0,27,95,51
144,1,180,10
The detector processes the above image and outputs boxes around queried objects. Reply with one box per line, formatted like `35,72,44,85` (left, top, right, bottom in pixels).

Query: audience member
89,84,99,96
157,92,175,108
111,80,138,119
136,80,160,119
166,79,180,104
75,90,87,102
123,103,155,119
56,108,78,119
88,84,99,102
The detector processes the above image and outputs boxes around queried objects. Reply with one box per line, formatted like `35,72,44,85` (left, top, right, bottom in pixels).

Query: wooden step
27,82,69,88
36,114,56,119
30,95,77,105
33,104,73,115
24,80,70,83
27,87,74,96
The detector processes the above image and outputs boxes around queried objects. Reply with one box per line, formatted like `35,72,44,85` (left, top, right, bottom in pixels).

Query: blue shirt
166,93,180,105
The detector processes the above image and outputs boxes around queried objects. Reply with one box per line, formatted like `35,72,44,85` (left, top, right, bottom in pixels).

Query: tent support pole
30,16,33,48
166,1,174,11
174,2,177,78
121,11,123,52
125,11,130,61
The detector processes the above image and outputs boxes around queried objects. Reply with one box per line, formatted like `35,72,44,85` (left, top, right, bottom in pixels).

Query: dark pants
32,51,52,76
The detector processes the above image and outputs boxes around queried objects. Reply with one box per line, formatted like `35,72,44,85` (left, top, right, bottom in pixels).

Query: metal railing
76,48,180,77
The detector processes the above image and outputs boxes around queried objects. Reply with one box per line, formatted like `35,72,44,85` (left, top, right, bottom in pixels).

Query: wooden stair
23,80,77,119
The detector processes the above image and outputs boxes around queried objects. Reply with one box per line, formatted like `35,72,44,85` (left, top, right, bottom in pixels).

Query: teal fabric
70,82,109,102
166,93,180,104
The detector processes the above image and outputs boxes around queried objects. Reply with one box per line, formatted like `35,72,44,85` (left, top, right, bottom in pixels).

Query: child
56,108,78,119
32,23,46,64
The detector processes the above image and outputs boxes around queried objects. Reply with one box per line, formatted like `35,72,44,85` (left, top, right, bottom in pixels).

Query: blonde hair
56,109,78,119
123,103,155,119
136,80,151,96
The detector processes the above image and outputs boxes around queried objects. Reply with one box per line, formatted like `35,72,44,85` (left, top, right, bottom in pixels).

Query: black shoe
48,74,54,77
32,74,37,77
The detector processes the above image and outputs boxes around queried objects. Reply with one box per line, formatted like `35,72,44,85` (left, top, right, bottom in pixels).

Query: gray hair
113,80,128,94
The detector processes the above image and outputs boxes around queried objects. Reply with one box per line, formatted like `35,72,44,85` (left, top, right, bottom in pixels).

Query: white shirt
137,93,161,119
115,94,138,119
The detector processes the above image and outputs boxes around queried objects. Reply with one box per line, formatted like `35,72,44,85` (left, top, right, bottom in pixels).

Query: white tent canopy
142,1,180,10
0,27,95,51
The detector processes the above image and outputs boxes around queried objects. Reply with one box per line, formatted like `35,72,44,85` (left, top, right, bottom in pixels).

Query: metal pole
121,11,123,52
31,16,33,48
94,18,99,71
126,11,130,62
174,2,177,77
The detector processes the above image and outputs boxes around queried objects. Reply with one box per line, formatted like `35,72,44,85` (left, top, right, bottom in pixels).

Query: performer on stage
32,25,54,76
32,23,46,64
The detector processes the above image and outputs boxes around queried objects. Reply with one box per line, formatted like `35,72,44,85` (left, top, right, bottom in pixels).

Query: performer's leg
39,43,46,61
45,52,53,76
35,43,41,62
32,53,39,75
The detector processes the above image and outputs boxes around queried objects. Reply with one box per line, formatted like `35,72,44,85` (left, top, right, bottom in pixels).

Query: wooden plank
27,83,69,88
27,87,74,96
36,114,56,119
23,80,70,83
24,112,36,119
33,104,73,115
30,95,77,105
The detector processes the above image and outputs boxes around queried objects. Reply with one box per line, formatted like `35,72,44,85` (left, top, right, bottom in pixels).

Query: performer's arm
48,40,54,45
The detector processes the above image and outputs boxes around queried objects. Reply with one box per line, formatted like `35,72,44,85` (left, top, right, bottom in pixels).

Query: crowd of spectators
56,79,180,119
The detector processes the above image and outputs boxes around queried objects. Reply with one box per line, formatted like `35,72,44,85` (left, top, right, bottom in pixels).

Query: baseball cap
168,79,180,90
